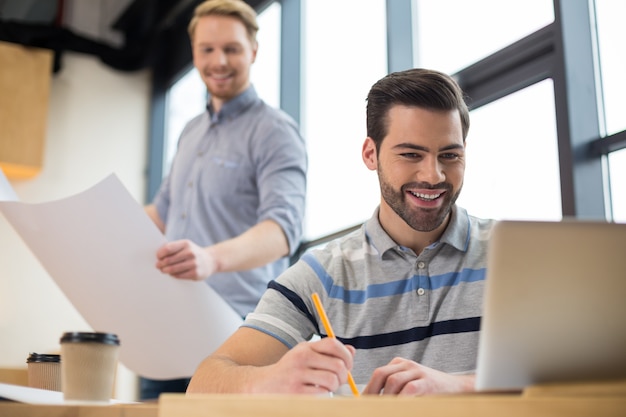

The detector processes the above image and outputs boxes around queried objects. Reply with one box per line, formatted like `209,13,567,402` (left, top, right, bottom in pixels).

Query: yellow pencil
311,292,360,397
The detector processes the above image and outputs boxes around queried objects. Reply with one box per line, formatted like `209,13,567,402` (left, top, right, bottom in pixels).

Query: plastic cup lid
26,352,61,363
60,332,120,346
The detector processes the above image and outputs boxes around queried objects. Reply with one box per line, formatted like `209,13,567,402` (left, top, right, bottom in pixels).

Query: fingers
311,338,355,370
305,338,353,380
362,362,402,395
156,240,187,262
363,358,471,396
344,344,356,357
155,240,201,279
275,339,354,393
363,358,426,396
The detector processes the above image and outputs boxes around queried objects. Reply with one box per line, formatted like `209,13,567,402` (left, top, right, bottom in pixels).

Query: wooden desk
0,368,28,387
161,394,626,417
2,381,624,417
160,383,626,417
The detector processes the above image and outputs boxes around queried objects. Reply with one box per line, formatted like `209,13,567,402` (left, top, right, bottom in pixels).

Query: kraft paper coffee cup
26,353,61,391
60,332,120,403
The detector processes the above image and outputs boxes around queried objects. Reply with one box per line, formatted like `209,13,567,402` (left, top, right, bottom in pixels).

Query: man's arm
207,219,289,273
154,219,289,280
187,327,355,394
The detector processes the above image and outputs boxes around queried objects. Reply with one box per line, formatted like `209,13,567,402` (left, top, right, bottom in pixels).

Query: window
164,69,205,176
251,1,281,108
595,0,626,136
415,0,553,74
595,0,626,223
608,149,626,222
457,80,562,220
302,0,387,240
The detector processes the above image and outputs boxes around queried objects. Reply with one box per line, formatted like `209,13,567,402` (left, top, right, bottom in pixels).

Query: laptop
475,219,626,391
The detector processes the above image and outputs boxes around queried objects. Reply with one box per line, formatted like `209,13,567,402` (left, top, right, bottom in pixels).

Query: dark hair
366,68,470,152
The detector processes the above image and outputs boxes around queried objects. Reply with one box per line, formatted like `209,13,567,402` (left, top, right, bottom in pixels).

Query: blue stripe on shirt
301,252,485,304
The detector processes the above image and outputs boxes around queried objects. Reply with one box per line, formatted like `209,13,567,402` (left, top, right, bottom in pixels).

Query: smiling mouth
209,73,232,81
409,191,442,201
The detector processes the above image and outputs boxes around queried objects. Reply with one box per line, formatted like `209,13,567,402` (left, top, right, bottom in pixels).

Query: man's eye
401,153,420,159
440,153,459,160
225,47,240,54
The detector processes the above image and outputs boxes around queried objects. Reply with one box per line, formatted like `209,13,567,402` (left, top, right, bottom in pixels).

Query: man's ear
251,40,258,63
362,137,378,171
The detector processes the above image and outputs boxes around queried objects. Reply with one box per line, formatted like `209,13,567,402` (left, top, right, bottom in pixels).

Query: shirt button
181,213,187,219
417,288,425,296
417,261,426,269
188,181,193,187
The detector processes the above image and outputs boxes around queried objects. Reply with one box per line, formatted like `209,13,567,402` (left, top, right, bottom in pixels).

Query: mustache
401,182,452,191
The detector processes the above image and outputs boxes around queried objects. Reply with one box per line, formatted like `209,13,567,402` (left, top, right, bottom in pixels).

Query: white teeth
410,191,441,200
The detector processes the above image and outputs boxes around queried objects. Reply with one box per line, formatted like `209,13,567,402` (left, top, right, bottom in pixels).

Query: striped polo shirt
243,205,495,384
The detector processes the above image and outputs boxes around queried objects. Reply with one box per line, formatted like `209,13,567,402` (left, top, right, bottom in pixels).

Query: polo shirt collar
438,205,471,252
364,204,471,257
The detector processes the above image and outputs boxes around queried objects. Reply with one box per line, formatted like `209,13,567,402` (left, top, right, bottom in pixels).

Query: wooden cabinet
0,40,53,179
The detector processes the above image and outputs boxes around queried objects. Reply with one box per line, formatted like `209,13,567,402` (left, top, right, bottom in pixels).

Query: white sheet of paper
0,173,243,379
0,382,66,405
0,382,137,405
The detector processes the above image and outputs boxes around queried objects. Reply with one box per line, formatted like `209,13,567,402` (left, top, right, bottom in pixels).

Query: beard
378,164,461,232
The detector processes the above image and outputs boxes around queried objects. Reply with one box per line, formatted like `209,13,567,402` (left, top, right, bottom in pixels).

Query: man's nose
417,157,445,184
211,49,227,66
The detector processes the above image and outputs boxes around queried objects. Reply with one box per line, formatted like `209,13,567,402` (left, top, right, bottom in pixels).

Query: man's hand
155,239,217,280
362,357,475,396
250,337,356,394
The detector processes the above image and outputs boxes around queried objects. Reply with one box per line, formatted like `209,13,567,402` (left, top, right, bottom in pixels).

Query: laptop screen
475,219,626,391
